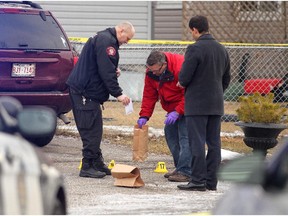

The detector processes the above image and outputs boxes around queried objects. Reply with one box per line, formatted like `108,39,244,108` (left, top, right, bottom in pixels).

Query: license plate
12,63,36,77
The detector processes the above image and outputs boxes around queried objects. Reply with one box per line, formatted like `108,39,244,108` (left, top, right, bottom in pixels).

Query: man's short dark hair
146,51,166,66
189,15,209,34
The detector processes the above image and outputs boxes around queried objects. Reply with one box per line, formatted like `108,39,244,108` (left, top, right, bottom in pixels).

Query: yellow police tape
69,37,288,47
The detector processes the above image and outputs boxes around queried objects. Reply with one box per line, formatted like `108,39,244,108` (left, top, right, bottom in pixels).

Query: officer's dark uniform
66,28,123,177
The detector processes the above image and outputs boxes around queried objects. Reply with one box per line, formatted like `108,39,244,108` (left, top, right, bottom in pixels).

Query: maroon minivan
0,1,77,146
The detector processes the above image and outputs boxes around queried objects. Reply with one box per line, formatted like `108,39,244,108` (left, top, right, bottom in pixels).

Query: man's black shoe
177,182,206,191
79,158,106,178
206,185,217,191
79,167,106,178
97,165,111,175
92,156,111,175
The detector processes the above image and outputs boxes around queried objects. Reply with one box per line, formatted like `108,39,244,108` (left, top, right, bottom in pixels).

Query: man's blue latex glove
137,118,148,129
164,111,179,125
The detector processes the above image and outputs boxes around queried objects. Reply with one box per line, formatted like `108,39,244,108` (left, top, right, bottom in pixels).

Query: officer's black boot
92,153,111,175
79,158,106,178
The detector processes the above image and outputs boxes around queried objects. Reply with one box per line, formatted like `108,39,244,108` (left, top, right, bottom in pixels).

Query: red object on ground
244,79,281,94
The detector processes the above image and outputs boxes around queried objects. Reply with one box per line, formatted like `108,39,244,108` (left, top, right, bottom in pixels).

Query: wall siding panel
36,1,151,39
153,2,182,40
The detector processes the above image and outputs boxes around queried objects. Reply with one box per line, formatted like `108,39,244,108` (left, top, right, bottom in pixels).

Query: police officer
67,21,135,178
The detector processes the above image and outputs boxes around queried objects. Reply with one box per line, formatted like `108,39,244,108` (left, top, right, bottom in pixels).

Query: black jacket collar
107,27,119,47
147,69,174,82
197,34,215,41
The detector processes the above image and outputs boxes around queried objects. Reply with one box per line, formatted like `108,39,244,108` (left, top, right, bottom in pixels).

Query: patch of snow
57,124,242,162
58,125,244,138
221,149,242,160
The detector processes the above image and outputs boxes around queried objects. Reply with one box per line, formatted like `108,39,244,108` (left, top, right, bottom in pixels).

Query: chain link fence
66,39,288,136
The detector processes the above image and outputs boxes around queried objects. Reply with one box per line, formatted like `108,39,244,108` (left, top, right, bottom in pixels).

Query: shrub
236,92,287,124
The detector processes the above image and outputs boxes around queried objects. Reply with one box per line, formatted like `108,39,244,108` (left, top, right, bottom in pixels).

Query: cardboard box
111,164,144,188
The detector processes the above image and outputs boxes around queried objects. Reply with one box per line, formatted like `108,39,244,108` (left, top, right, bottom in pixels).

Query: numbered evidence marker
154,161,168,173
78,160,82,170
108,160,116,169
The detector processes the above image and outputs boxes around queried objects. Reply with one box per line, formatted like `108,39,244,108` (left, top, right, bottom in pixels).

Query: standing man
177,16,231,191
67,21,135,178
137,50,192,182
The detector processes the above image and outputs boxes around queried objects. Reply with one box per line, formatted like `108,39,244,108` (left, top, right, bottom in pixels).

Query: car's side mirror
17,107,57,139
217,152,266,185
264,139,288,190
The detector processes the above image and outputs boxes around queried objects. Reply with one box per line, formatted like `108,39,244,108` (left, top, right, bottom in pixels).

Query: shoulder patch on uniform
106,46,116,56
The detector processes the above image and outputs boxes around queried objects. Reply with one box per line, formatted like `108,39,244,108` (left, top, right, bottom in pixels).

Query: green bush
236,92,287,124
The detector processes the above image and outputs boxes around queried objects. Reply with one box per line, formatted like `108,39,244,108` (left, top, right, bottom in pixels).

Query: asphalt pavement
43,135,233,215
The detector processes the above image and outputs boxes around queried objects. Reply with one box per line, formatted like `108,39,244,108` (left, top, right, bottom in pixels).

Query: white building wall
36,1,152,39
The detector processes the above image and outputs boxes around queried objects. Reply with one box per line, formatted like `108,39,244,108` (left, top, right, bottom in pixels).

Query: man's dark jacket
66,28,122,104
179,34,231,116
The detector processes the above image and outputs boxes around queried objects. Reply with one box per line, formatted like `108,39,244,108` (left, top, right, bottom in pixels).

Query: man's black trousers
69,89,103,159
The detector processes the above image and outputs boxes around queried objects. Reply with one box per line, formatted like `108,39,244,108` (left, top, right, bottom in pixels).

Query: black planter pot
235,121,288,156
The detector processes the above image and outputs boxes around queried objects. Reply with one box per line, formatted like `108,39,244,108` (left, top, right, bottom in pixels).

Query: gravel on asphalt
43,135,234,215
